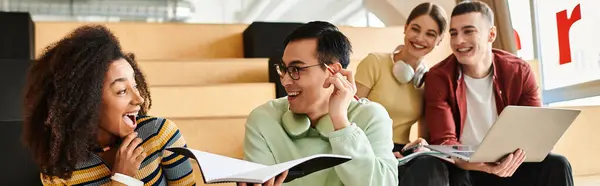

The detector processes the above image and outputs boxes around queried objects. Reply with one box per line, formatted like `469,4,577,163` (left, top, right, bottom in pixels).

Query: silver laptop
426,106,580,163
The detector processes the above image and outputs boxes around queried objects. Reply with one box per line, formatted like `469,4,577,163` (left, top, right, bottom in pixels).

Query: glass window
549,95,600,107
510,0,600,105
535,0,600,90
507,0,535,60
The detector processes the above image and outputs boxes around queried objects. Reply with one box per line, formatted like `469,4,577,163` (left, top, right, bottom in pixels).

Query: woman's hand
394,138,429,158
112,132,146,177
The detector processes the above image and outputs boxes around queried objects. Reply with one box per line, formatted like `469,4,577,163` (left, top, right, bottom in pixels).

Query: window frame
528,0,600,105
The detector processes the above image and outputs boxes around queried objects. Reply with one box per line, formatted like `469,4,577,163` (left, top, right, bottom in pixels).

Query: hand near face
112,132,146,177
323,68,357,130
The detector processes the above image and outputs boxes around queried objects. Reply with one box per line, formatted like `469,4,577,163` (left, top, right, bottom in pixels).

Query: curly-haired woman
22,25,195,186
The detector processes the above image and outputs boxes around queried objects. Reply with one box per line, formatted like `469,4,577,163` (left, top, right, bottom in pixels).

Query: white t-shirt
460,73,498,145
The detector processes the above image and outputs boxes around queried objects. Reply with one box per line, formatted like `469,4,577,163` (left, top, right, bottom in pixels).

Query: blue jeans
396,143,450,186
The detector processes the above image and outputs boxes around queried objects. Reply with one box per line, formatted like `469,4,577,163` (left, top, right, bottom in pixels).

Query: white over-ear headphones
391,45,428,88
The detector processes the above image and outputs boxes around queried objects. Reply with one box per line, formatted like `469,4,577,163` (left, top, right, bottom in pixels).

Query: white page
168,147,352,184
216,154,351,183
184,148,266,182
397,151,454,166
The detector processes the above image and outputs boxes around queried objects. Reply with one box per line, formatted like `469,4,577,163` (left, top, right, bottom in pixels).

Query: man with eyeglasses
238,21,398,186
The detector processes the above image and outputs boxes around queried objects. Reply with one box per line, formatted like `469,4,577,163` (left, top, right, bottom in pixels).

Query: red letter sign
514,29,521,50
556,4,582,65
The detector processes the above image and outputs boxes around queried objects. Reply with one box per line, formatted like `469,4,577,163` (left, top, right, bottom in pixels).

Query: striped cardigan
41,116,196,186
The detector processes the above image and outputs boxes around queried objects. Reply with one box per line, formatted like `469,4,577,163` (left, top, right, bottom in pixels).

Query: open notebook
397,150,454,166
166,147,352,184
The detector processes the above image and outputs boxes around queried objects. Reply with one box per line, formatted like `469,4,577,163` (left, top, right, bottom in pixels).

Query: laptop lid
469,106,580,162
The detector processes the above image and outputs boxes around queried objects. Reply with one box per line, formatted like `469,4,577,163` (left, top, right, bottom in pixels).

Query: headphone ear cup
412,65,428,88
392,61,415,84
415,72,426,88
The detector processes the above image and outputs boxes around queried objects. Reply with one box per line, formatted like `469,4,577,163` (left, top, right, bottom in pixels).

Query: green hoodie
243,97,399,186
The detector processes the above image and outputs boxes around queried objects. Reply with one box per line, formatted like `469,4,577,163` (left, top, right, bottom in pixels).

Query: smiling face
449,12,496,66
280,38,337,115
403,14,444,58
98,58,144,138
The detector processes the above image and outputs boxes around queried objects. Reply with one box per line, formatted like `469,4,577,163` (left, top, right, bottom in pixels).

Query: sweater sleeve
424,70,461,145
328,102,398,186
243,108,277,166
159,119,196,185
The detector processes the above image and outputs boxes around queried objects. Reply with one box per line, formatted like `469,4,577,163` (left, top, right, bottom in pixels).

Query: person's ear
436,34,444,46
329,62,343,72
489,26,497,43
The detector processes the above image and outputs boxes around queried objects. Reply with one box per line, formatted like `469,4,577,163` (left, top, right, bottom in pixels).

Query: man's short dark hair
452,1,494,25
283,21,352,69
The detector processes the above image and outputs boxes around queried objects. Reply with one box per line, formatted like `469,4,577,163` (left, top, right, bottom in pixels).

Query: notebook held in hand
166,147,352,184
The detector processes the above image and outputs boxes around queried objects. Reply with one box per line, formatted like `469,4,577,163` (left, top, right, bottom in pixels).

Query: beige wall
553,106,600,176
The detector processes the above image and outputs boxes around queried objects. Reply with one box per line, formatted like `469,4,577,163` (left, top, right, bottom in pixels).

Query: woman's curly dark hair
22,25,152,179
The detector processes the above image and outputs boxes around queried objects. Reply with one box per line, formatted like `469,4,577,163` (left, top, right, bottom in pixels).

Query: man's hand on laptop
394,138,430,158
454,149,526,177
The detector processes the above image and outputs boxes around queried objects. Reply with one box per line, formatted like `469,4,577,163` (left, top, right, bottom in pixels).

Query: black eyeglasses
275,63,324,80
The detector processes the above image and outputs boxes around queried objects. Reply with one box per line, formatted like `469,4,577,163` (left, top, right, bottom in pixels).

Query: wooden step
148,83,274,118
35,22,247,60
552,105,600,176
140,58,362,86
172,118,246,159
171,117,246,186
138,58,269,86
575,175,600,186
35,22,415,61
